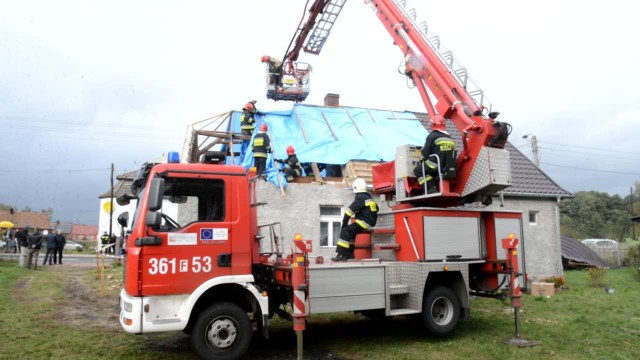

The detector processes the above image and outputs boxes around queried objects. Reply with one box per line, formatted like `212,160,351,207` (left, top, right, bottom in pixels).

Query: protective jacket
101,233,110,244
240,109,256,134
416,130,457,180
344,192,379,229
252,133,271,158
280,154,302,180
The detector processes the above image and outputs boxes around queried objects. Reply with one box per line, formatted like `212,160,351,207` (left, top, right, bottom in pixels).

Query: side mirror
145,212,162,229
117,212,129,228
147,178,165,211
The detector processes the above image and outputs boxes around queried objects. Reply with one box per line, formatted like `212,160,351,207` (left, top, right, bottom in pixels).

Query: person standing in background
42,230,56,266
54,229,66,265
16,226,29,268
27,228,44,270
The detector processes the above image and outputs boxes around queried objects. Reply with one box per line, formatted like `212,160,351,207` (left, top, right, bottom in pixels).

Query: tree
560,191,629,240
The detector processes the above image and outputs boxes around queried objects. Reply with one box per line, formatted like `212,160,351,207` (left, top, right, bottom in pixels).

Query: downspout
555,196,563,276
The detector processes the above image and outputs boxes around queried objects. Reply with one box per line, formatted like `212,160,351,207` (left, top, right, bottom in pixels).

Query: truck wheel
191,302,252,360
422,286,460,337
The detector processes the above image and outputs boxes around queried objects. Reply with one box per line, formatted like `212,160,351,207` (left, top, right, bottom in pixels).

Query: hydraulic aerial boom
365,0,511,204
265,0,512,204
263,0,346,102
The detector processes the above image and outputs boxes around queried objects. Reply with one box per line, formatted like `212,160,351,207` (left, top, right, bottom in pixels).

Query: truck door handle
218,253,231,267
134,237,162,246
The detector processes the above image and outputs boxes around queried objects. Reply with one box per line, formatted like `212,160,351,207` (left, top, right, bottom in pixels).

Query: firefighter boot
331,248,354,262
426,179,439,194
331,254,347,262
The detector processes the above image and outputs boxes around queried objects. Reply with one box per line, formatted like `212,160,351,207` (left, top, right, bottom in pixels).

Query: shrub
625,244,640,281
540,275,566,288
587,268,608,287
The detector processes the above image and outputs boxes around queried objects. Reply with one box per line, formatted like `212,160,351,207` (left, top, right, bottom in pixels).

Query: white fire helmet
352,178,367,193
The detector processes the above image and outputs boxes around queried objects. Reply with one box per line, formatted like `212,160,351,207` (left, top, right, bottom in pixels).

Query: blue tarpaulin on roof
225,104,428,187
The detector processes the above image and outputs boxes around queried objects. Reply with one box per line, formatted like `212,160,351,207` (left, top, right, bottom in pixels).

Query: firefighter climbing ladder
304,0,492,111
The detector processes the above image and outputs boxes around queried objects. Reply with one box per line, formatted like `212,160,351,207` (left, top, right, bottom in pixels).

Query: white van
580,239,618,248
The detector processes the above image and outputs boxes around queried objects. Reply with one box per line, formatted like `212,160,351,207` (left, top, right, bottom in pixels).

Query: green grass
1,259,638,360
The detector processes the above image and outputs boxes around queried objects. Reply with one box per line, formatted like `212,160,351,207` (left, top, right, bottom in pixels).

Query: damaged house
181,94,572,280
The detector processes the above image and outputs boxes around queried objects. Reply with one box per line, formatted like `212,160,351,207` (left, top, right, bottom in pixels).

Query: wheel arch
184,283,260,334
425,270,470,320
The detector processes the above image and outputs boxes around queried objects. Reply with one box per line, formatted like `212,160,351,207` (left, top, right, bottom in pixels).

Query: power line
0,167,110,176
538,146,640,162
538,140,640,156
541,162,640,176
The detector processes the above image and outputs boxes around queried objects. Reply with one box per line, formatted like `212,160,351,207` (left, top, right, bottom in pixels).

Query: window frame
319,205,343,247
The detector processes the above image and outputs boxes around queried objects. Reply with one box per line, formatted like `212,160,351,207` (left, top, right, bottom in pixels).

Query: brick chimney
324,93,340,107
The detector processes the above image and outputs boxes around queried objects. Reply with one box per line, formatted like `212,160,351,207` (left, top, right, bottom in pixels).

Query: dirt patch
10,263,122,330
12,276,33,304
58,267,121,329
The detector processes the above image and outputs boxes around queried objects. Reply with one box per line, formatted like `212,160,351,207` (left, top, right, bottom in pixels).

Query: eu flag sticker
200,228,213,240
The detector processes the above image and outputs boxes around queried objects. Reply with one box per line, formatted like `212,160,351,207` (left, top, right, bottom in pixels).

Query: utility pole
631,187,636,240
522,134,540,167
109,163,114,239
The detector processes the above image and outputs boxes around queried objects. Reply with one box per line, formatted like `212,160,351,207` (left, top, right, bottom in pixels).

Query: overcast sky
1,0,639,225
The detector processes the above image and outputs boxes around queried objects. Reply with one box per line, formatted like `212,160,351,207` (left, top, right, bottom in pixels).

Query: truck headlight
123,301,133,312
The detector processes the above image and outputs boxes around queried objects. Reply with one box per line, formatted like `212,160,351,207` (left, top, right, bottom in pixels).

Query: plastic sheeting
230,103,427,165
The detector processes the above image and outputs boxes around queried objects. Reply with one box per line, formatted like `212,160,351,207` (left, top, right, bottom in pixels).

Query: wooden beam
345,109,363,136
366,109,378,124
321,112,338,141
293,106,309,144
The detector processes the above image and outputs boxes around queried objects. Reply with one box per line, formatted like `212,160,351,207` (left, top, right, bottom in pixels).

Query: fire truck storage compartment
308,263,385,314
424,215,482,261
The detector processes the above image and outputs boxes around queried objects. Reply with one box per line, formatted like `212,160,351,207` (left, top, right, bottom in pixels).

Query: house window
320,206,342,247
529,211,539,225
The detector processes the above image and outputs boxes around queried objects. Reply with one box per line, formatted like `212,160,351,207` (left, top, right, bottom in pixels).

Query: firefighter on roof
240,100,263,157
276,145,303,181
252,123,271,176
412,115,457,193
332,178,379,262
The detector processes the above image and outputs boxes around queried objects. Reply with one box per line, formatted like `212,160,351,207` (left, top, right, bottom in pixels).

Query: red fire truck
119,1,526,359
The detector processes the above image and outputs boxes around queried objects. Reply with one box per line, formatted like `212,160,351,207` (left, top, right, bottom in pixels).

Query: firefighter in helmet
412,115,457,193
276,145,303,181
252,123,271,176
261,55,282,85
240,100,262,157
332,178,379,262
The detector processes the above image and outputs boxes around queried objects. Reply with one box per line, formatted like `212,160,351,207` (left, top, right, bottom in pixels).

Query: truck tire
191,302,252,360
422,286,460,337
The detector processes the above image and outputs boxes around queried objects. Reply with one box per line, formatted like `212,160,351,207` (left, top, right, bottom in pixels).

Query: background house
0,210,51,230
97,171,137,242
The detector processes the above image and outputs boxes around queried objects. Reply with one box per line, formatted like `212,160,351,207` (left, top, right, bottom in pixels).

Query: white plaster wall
488,197,563,280
97,198,135,242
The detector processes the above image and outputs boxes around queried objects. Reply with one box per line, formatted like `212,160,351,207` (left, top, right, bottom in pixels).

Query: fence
583,243,630,268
